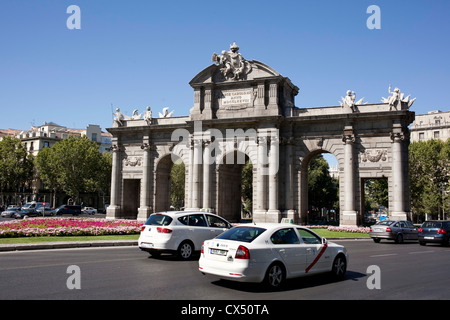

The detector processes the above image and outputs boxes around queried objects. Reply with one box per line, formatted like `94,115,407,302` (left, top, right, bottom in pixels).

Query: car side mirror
322,237,328,245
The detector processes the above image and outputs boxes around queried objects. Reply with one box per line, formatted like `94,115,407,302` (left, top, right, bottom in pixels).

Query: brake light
201,242,204,254
418,228,423,233
235,245,250,259
157,227,172,234
141,226,146,232
386,227,392,233
437,228,447,234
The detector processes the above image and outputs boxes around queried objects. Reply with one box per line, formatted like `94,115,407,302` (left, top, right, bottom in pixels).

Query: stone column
267,135,281,222
106,140,121,219
253,136,268,221
390,130,408,220
202,140,212,211
284,137,296,221
191,138,202,210
341,131,357,226
137,138,152,221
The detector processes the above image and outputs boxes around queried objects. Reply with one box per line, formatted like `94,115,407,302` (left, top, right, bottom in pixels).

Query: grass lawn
313,229,370,239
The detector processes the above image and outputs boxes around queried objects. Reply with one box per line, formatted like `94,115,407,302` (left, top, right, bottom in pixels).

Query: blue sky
1,0,449,139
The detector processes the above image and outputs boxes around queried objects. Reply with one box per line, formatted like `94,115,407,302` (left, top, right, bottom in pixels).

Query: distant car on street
13,209,40,219
55,205,81,216
369,220,418,243
36,207,56,216
1,207,20,218
82,207,97,215
418,221,450,246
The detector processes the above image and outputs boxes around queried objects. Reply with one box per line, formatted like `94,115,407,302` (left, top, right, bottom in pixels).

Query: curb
0,240,138,252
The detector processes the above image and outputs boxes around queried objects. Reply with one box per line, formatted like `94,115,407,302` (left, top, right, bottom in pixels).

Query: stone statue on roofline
339,90,366,112
381,85,416,110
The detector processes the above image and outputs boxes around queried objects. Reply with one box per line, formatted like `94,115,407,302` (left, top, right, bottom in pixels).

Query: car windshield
422,222,442,229
216,226,266,243
145,214,173,226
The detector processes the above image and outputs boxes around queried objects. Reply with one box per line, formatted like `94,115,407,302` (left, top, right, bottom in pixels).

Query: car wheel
373,238,381,243
177,241,194,260
419,241,426,246
264,262,285,289
331,254,347,280
395,234,404,244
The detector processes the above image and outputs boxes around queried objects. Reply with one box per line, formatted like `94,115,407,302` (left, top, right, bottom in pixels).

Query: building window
434,131,440,139
44,141,50,148
30,142,34,151
91,133,97,142
419,132,424,140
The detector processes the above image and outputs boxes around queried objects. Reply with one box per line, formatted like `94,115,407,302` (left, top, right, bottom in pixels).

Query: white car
199,223,348,289
82,207,97,215
138,211,233,260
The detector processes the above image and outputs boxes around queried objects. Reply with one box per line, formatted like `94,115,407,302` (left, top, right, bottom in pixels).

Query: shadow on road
209,270,367,293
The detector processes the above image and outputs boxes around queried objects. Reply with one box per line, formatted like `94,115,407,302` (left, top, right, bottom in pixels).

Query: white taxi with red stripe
199,223,348,289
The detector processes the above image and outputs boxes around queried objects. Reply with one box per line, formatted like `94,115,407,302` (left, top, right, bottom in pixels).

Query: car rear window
422,221,443,229
145,214,173,226
377,221,393,226
216,226,266,243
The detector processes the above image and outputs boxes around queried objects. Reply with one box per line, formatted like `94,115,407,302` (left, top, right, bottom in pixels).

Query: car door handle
279,249,286,253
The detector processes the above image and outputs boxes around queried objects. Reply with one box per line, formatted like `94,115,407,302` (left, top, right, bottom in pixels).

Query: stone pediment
189,60,281,87
189,44,299,120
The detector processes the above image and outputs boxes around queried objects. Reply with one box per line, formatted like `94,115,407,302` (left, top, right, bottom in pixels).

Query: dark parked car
56,205,82,216
369,220,418,243
13,209,40,219
418,221,450,246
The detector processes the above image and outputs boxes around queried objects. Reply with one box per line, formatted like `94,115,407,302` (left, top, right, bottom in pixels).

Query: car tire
419,241,426,246
177,241,194,260
373,238,381,243
331,254,347,280
264,262,285,290
395,234,404,244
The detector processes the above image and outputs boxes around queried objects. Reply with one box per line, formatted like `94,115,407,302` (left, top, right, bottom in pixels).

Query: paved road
0,239,449,302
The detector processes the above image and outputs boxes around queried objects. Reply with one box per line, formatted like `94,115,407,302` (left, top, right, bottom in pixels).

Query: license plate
210,248,227,256
424,237,434,240
140,242,154,248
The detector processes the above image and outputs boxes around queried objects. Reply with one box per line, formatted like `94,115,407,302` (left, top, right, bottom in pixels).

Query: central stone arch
106,43,415,226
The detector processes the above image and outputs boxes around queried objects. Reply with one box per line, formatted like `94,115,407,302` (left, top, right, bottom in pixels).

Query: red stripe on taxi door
305,244,328,273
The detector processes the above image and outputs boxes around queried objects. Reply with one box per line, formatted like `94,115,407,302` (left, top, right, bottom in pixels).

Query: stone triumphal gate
106,44,415,226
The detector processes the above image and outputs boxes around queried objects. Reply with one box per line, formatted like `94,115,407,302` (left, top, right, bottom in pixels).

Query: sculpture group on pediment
211,42,252,80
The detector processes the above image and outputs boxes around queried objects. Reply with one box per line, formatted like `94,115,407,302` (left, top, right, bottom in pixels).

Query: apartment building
410,110,450,142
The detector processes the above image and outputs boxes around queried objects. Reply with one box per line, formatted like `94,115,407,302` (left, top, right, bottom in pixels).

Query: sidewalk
0,240,138,252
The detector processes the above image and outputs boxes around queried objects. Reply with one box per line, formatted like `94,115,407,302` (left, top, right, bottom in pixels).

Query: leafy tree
409,139,450,220
0,136,34,203
364,178,388,210
170,160,185,210
35,136,107,204
308,155,338,216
